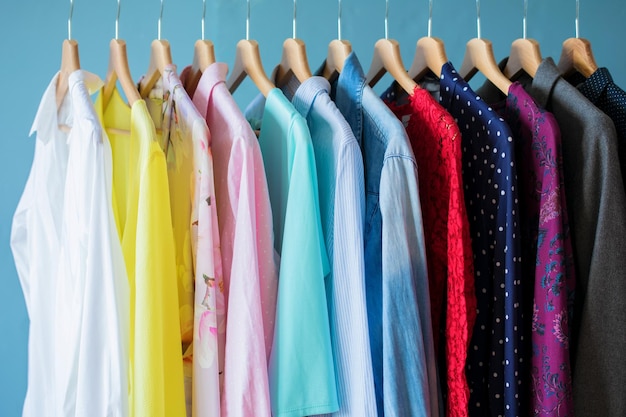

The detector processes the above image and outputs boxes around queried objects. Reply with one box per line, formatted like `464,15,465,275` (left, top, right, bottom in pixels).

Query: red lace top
384,86,477,417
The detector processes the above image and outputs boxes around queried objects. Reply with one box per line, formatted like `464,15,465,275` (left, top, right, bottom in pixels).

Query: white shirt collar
30,70,104,143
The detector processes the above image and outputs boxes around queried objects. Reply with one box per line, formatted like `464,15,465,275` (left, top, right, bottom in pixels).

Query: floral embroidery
552,310,568,348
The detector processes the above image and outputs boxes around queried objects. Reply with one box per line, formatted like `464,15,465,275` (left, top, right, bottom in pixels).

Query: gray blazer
530,58,626,417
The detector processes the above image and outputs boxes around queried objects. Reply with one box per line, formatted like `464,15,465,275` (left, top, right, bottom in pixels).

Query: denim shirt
326,53,440,417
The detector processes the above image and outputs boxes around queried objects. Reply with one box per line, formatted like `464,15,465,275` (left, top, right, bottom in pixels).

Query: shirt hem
273,402,339,417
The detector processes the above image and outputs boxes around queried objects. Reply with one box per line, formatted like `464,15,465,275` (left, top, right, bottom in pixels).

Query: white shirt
11,70,129,417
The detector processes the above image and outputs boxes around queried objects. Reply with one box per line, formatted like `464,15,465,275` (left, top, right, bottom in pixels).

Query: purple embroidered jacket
495,82,576,417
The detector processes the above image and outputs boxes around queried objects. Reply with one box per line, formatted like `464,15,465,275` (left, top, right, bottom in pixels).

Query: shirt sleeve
379,155,435,416
221,137,277,417
133,142,187,417
268,117,338,417
70,126,130,416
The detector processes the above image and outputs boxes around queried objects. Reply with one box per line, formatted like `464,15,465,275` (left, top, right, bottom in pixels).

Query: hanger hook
427,0,433,37
292,0,297,39
575,0,580,38
115,0,121,39
68,0,74,40
246,0,250,40
384,0,389,39
337,0,342,40
201,0,206,40
158,0,164,40
475,0,481,39
523,0,528,39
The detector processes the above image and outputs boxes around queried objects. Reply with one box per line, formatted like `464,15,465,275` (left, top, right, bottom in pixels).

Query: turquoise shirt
246,89,338,417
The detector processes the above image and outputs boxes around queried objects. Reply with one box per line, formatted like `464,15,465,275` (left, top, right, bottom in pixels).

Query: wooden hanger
366,39,417,95
503,38,542,80
322,39,351,82
183,1,216,97
56,1,80,108
138,39,173,98
274,1,312,88
557,37,598,78
185,40,216,98
503,1,541,80
460,38,512,95
275,38,312,87
408,36,447,81
103,39,141,108
321,0,351,82
226,39,275,97
408,0,447,81
557,1,598,78
56,39,81,108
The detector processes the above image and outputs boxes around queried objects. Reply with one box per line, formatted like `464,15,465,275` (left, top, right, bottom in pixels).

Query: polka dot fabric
438,63,524,417
574,68,626,190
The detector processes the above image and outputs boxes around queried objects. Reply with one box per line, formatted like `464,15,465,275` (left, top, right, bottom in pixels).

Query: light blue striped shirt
290,76,378,417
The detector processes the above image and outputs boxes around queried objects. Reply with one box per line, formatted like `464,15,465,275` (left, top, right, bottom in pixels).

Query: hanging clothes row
11,0,626,416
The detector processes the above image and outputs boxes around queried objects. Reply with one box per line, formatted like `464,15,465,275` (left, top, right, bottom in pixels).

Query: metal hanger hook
575,0,580,38
246,0,250,40
292,0,297,39
201,0,206,40
337,0,342,40
68,0,74,40
523,0,528,39
115,0,121,39
384,0,389,39
158,0,164,40
427,0,433,37
475,0,481,39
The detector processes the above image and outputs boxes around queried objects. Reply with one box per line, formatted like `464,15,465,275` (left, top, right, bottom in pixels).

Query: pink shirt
182,63,278,417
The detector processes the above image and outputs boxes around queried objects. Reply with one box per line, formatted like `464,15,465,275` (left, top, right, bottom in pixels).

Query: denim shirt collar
332,52,366,144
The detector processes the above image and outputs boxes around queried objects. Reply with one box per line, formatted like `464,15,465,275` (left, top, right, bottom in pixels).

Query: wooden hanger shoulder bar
322,39,351,81
276,38,312,87
56,39,81,108
139,39,172,98
460,38,512,95
557,37,598,78
503,38,542,80
226,39,275,97
103,39,141,109
184,40,216,97
366,38,417,95
408,36,447,81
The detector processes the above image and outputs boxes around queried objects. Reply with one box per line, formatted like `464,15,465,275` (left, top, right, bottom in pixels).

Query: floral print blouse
494,82,576,417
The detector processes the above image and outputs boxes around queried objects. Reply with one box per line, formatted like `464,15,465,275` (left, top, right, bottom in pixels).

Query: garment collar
334,52,366,142
578,67,613,103
30,73,61,140
292,76,331,120
530,57,561,108
191,62,229,117
439,61,463,109
30,70,103,142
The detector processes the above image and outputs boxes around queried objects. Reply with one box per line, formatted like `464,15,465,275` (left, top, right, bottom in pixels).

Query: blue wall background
1,0,624,415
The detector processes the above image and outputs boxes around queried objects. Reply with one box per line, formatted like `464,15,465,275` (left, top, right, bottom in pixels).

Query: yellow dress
95,88,187,417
